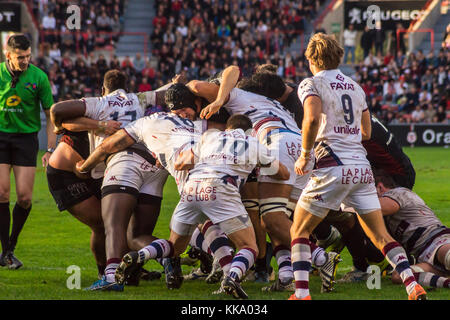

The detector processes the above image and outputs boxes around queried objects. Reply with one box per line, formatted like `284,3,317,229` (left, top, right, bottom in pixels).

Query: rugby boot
288,293,311,300
6,251,23,270
408,284,427,300
0,252,8,267
163,257,184,289
319,251,342,293
140,268,162,281
115,251,139,285
85,276,124,291
205,257,223,284
221,275,248,299
262,277,295,292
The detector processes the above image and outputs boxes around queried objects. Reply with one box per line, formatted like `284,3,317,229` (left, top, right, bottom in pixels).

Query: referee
0,34,56,269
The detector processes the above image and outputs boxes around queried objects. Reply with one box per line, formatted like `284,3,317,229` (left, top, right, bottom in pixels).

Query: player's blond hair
305,33,343,70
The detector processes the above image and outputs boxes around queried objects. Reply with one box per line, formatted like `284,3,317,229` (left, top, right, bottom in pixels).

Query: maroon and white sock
138,239,173,263
229,247,257,282
291,237,312,299
104,258,121,283
273,245,293,283
189,227,209,254
310,241,327,267
414,272,450,288
202,221,233,275
382,242,418,295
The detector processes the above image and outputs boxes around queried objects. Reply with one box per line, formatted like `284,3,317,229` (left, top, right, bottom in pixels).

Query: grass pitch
0,147,449,300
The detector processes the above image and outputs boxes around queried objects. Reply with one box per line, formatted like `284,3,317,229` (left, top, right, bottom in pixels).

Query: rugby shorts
46,164,102,211
101,150,168,198
297,164,381,219
170,178,251,235
0,132,39,166
258,129,313,189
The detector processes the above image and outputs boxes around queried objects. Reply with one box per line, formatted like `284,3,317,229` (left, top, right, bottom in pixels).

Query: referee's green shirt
0,62,54,133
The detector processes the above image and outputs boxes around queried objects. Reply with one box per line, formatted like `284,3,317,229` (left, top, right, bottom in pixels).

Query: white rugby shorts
170,178,250,235
297,164,381,218
258,129,313,189
102,151,168,197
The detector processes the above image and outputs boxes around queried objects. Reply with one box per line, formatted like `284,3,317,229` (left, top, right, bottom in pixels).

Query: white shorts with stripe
102,150,169,197
170,178,251,235
258,129,313,189
297,164,381,219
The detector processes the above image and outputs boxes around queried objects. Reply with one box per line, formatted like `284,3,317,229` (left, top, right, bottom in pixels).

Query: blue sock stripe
209,237,229,253
233,255,250,270
430,275,439,287
395,261,410,275
279,260,291,269
150,242,163,258
293,261,311,272
195,233,205,248
229,271,239,281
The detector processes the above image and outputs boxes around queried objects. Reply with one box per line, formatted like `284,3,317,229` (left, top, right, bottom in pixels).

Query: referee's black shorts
0,132,39,167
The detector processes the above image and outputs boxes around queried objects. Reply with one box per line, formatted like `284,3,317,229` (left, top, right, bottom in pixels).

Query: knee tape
242,199,259,211
259,197,288,217
445,249,450,271
410,265,425,273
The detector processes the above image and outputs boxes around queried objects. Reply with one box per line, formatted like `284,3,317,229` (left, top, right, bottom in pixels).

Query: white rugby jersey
224,88,300,137
297,69,369,168
188,129,276,187
124,112,207,192
382,187,446,257
82,89,156,178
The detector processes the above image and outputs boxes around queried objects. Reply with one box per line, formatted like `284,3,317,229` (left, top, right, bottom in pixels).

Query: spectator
411,105,425,123
343,24,357,64
138,77,151,92
133,53,146,73
435,105,447,123
423,104,437,123
360,26,373,59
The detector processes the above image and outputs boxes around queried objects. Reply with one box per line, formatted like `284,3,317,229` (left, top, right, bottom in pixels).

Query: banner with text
344,0,427,30
387,124,450,147
0,2,21,32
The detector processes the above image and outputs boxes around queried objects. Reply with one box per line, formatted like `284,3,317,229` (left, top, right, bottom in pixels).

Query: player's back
298,69,368,167
225,88,299,135
188,129,263,184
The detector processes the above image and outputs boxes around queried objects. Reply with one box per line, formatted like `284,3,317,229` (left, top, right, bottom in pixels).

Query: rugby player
289,33,426,300
113,114,290,299
179,67,340,292
47,118,120,278
375,171,450,288
51,70,168,290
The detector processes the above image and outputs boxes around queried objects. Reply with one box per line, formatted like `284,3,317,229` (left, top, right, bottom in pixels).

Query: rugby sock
138,239,173,263
202,221,233,275
291,237,312,299
310,241,327,267
189,227,209,254
414,272,450,288
229,247,256,282
105,258,121,283
273,245,293,283
382,242,418,295
8,203,31,252
0,202,10,253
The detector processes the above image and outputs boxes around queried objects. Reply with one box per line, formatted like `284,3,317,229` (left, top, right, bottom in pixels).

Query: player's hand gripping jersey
82,89,156,177
224,88,300,137
187,129,276,187
297,70,369,168
124,112,207,192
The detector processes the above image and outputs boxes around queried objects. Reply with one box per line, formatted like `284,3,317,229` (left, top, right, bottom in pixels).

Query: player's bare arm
295,95,322,175
378,196,400,216
50,99,86,130
200,65,240,119
76,129,135,174
259,160,290,181
174,149,196,171
361,109,372,141
43,109,57,167
60,117,122,136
